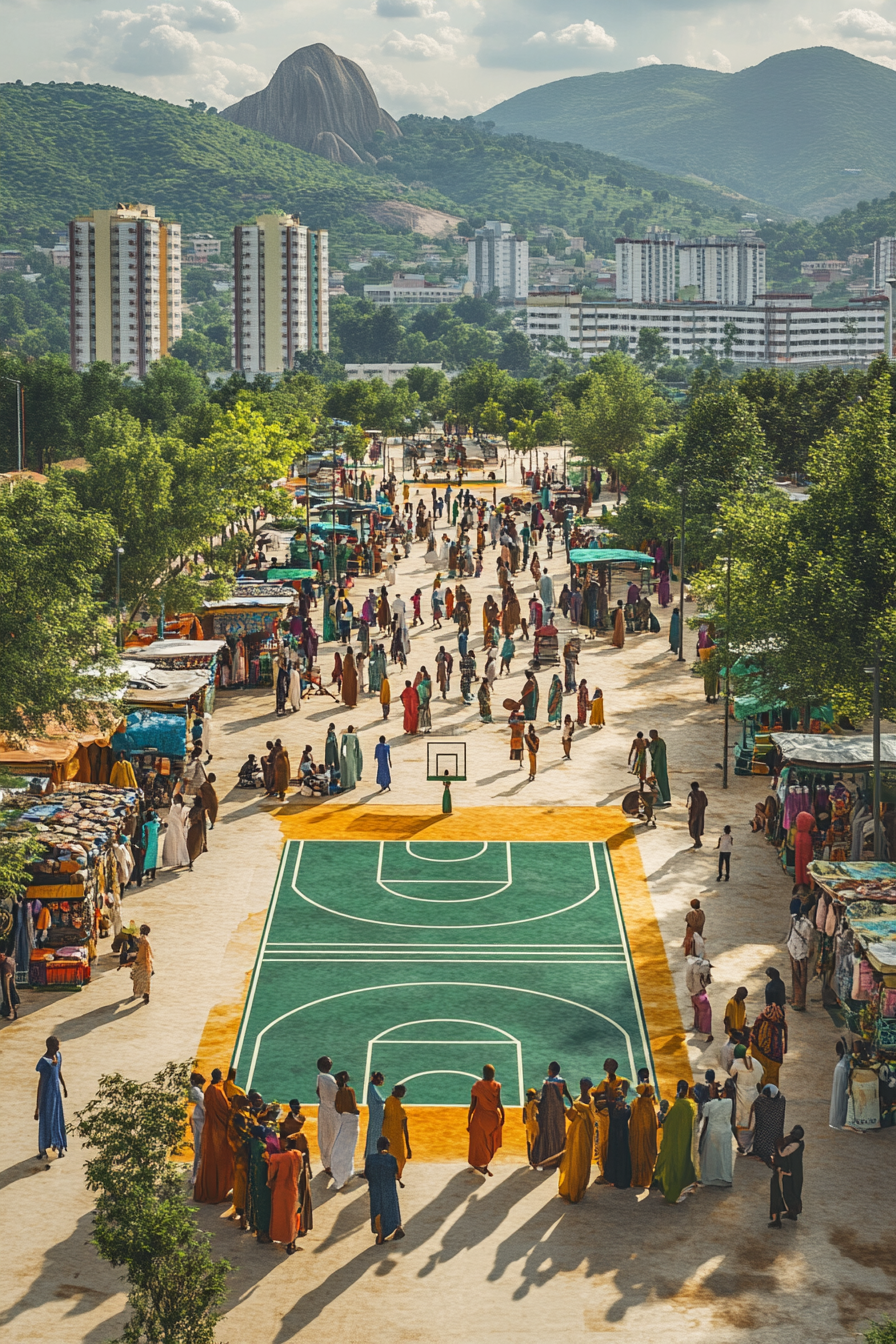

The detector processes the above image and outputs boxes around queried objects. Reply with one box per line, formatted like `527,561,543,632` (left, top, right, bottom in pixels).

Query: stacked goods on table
809,861,896,1129
2,782,140,991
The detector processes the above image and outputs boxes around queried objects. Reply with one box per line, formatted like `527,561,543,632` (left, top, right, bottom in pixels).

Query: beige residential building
69,204,181,376
232,213,329,374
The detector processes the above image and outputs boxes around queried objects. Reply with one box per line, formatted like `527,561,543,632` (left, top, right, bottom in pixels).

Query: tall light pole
115,545,125,649
1,376,24,472
866,637,883,859
714,527,733,790
676,483,687,661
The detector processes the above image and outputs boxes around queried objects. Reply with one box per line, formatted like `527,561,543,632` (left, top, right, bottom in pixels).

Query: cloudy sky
4,0,896,115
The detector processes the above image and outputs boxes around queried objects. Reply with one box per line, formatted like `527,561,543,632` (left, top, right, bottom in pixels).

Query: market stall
201,584,295,690
765,734,896,876
1,782,141,991
807,859,896,1128
110,660,215,798
567,548,655,634
124,639,224,714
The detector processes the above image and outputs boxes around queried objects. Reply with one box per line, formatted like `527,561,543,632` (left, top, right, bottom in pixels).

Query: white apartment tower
873,237,896,292
615,235,677,303
69,204,181,376
467,221,529,301
233,213,329,374
678,231,766,305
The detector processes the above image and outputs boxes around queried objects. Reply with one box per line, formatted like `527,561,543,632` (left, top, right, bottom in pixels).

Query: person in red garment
193,1069,235,1204
400,680,420,735
266,1146,304,1254
467,1064,505,1177
793,811,815,887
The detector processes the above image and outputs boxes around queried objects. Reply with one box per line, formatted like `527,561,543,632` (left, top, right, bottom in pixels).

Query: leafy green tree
291,349,346,384
865,1319,896,1344
330,298,401,364
405,365,449,410
508,412,538,463
691,377,896,718
127,357,208,432
568,353,660,501
479,398,507,441
449,360,513,430
498,328,532,373
635,327,669,374
0,827,43,903
616,382,771,566
535,408,565,445
75,1062,231,1344
0,478,123,740
342,423,369,463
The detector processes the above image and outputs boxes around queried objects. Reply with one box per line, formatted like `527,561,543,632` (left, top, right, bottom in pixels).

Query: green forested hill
2,80,762,264
0,81,456,260
390,115,769,250
479,47,896,220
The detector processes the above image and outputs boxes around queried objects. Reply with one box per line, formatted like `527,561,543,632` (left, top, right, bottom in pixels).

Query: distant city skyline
2,0,895,119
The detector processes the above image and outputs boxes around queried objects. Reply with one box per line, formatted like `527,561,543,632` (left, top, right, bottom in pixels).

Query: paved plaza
3,470,893,1344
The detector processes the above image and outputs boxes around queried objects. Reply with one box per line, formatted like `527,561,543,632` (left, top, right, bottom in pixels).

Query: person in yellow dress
380,673,391,721
558,1079,595,1203
629,1068,659,1188
591,1058,631,1175
589,686,605,727
380,1085,412,1179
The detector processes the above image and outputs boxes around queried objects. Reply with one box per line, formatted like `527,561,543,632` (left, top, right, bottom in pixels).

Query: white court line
244,980,637,1092
598,841,657,1092
405,841,488,862
293,841,596,928
365,1017,524,1104
266,942,624,947
231,842,291,1074
376,840,513,903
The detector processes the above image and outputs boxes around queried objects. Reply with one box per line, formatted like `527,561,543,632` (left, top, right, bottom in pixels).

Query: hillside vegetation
479,47,896,220
1,80,760,266
0,81,456,262
388,115,765,248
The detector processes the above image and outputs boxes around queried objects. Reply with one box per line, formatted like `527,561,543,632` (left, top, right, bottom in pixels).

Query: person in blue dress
142,810,161,882
364,1136,404,1244
374,736,392,793
35,1034,68,1162
365,1071,386,1157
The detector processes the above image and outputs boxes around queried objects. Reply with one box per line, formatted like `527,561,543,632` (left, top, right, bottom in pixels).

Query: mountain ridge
478,47,896,219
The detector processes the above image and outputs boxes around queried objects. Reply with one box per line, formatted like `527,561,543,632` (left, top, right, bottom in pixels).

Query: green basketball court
231,839,656,1106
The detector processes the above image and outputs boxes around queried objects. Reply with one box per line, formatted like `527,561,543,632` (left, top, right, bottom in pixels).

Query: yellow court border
194,805,690,1163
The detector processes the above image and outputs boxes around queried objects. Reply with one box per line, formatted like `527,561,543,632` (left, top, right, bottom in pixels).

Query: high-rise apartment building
678,231,766,305
69,204,181,376
873,237,896,292
232,213,329,374
615,235,677,302
467,222,529,301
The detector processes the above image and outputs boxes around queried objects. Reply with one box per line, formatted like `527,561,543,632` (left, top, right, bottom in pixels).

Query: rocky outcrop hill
220,44,400,166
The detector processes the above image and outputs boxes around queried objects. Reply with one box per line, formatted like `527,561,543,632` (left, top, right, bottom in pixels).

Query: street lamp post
866,638,883,859
1,376,24,472
676,483,687,661
115,545,125,649
713,528,733,790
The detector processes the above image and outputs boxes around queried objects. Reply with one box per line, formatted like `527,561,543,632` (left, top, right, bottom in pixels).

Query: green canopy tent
568,548,655,601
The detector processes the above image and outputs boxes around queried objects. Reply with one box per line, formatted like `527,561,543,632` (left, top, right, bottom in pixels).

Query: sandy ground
3,459,893,1344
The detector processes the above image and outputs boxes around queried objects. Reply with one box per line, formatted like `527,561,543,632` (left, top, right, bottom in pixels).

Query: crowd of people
182,1046,805,1247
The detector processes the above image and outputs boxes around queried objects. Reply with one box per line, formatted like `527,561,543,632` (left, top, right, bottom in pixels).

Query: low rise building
344,362,442,386
873,237,896,292
363,273,470,306
801,258,846,274
526,289,894,369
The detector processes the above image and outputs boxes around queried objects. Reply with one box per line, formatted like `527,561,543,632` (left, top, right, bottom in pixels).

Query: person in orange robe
467,1064,505,1176
266,1147,303,1253
629,1068,659,1188
193,1069,235,1204
400,681,420,734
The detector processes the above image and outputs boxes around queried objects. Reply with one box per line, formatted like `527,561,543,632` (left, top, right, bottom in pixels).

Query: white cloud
189,0,240,30
553,19,616,49
637,54,662,65
525,19,615,50
871,51,896,66
72,3,257,102
793,15,814,32
374,0,448,16
382,28,454,57
834,7,896,38
710,48,732,71
438,25,466,42
360,58,483,114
